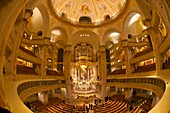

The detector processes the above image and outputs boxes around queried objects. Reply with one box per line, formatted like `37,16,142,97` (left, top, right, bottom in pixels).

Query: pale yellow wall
27,7,44,34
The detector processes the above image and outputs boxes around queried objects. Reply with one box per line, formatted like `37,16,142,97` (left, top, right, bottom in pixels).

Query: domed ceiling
50,0,126,26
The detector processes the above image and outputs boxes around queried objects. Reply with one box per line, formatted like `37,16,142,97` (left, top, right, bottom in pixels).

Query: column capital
143,18,151,27
99,45,106,52
64,45,72,51
43,37,50,45
121,39,128,48
24,9,33,19
22,18,29,25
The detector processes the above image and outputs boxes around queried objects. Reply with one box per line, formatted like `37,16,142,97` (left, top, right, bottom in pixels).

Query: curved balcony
46,70,64,76
108,69,126,75
159,34,169,53
134,63,156,73
107,77,165,98
134,47,153,58
17,65,37,75
130,51,154,64
4,79,66,113
21,38,43,45
106,69,170,113
4,70,170,113
107,71,156,79
46,61,52,67
15,74,65,80
128,41,149,47
18,49,41,64
117,60,125,67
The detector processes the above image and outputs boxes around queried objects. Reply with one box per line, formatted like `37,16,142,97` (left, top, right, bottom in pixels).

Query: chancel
0,0,170,113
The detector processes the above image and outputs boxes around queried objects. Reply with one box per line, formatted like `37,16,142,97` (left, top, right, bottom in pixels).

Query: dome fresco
50,0,126,25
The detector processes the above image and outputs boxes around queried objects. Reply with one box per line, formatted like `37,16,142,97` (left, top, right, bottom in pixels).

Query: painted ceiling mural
51,0,126,24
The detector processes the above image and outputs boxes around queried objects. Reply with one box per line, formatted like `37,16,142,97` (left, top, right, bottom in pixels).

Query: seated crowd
17,65,37,75
134,63,156,73
46,70,64,76
24,95,153,113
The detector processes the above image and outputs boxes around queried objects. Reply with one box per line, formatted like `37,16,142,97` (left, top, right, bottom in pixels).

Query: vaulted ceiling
50,0,126,25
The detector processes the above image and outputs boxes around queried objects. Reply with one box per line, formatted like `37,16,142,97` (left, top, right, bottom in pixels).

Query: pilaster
63,45,72,99
98,46,107,98
122,39,134,74
52,45,58,71
143,19,163,75
41,37,50,77
64,45,72,79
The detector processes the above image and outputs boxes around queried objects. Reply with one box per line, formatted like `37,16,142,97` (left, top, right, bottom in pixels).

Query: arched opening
104,15,110,20
79,16,92,23
57,48,64,73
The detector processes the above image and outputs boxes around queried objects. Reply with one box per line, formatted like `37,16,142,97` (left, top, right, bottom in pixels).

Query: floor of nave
68,92,103,113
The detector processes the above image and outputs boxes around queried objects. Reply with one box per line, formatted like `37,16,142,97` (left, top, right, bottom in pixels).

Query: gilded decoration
80,4,91,14
50,0,126,24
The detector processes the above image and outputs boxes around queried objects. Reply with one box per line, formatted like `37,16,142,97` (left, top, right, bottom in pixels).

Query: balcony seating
109,69,126,75
46,70,64,76
17,65,37,75
140,98,152,112
19,46,36,57
134,63,156,73
129,106,145,113
163,58,170,69
43,102,86,113
134,47,153,58
111,95,125,102
74,105,86,113
129,96,152,113
28,97,63,112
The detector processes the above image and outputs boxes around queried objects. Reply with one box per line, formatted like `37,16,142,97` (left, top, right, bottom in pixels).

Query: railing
17,80,66,101
21,38,43,45
107,77,166,99
128,41,149,47
134,63,156,73
130,51,154,64
16,74,65,80
17,65,37,75
108,69,126,75
19,46,35,56
18,49,41,64
159,34,169,53
46,70,64,76
134,47,153,58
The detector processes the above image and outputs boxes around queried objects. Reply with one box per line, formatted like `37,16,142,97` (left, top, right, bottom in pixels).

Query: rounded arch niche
70,30,100,55
50,27,68,48
123,12,146,39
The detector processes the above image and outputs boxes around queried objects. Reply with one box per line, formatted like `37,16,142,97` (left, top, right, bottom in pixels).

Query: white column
66,79,72,99
124,88,133,101
38,91,49,104
64,45,72,99
99,46,107,98
143,19,163,75
41,37,50,77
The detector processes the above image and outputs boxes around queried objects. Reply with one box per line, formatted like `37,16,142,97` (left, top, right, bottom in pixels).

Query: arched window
106,49,111,74
37,31,43,36
104,15,110,20
106,49,110,62
57,48,64,73
74,42,93,61
147,35,152,47
58,48,64,62
61,12,67,18
79,16,92,23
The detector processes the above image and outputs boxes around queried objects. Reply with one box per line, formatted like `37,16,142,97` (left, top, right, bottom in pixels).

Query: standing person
89,104,91,110
94,99,97,105
86,105,89,113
